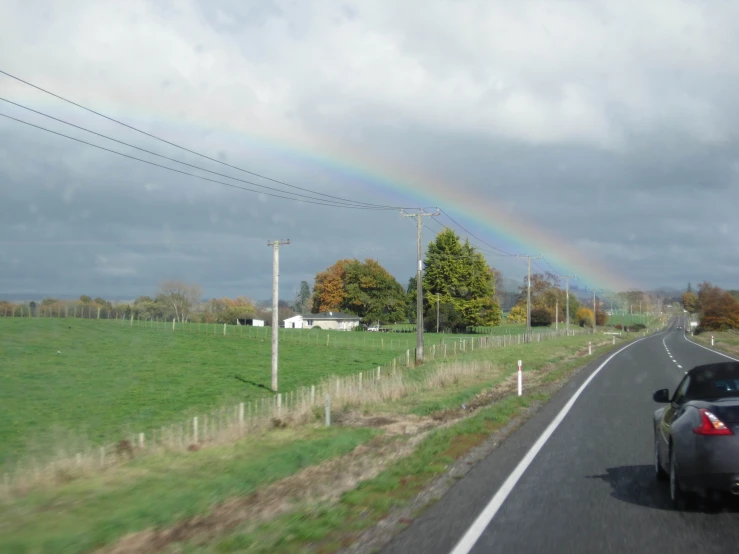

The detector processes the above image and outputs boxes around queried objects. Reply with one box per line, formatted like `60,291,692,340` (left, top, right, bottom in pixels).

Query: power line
0,96,398,210
428,216,515,258
0,69,397,209
439,209,516,256
541,256,562,276
0,112,396,210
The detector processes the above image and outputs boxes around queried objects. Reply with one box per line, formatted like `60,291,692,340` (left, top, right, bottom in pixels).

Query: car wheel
670,447,695,510
655,437,668,481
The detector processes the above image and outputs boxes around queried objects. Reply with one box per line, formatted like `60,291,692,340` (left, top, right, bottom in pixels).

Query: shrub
576,307,594,327
530,307,553,327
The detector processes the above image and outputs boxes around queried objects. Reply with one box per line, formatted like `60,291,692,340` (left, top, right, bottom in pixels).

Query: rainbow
8,78,638,293
202,122,637,293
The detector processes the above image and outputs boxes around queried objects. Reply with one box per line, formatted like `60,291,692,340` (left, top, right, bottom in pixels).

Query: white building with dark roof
283,311,361,330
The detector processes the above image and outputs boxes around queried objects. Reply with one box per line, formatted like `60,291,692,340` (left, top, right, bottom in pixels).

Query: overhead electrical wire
0,69,400,210
438,209,516,256
427,216,515,258
0,96,399,209
0,112,395,209
0,69,605,288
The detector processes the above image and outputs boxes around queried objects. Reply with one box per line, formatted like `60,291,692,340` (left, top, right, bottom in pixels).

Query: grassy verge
691,331,739,357
184,395,535,554
180,337,621,553
156,337,626,553
0,427,377,553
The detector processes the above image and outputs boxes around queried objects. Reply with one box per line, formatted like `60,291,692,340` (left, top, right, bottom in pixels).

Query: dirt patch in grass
101,417,433,554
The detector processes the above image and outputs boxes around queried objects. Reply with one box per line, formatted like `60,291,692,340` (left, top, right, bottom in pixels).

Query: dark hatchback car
653,362,739,508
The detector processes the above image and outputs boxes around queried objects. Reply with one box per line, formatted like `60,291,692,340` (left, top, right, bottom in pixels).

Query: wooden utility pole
436,293,440,334
561,274,576,336
400,208,439,364
517,254,542,342
268,239,290,392
592,288,602,334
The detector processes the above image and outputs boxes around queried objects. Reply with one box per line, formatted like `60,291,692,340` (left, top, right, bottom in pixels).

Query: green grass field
0,330,623,554
0,316,564,466
0,318,413,466
605,313,651,326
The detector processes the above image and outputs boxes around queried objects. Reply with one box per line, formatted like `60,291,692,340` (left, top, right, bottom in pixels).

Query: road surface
381,319,739,554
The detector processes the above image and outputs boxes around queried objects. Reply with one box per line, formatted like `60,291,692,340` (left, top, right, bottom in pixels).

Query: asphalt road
381,318,739,554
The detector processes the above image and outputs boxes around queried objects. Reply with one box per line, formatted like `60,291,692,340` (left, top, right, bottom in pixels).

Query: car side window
672,375,691,404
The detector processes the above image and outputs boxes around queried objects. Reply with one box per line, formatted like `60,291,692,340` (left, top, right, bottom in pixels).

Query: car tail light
693,409,734,436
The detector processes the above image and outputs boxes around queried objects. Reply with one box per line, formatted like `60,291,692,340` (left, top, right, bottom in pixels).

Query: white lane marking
677,365,682,368
682,334,739,362
448,336,649,554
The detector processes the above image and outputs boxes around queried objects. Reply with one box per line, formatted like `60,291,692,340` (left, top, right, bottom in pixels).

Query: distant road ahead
382,320,739,554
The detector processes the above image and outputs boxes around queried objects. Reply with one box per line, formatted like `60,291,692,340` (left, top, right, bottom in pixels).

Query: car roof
688,362,739,381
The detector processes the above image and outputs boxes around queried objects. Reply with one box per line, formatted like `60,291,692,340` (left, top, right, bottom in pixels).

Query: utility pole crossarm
400,208,440,364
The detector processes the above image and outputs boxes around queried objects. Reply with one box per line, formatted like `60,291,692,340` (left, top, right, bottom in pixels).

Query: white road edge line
683,333,739,362
448,335,651,554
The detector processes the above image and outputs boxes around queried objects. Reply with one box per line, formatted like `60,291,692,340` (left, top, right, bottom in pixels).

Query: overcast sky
1,0,738,302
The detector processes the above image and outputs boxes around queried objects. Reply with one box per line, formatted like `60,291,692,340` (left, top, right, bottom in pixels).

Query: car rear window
688,377,739,399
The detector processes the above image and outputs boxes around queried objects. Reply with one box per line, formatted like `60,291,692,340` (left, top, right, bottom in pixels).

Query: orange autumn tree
698,283,739,331
311,259,350,313
311,258,407,324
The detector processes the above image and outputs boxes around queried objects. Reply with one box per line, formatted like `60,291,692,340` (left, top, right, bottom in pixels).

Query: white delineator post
589,342,592,355
712,335,715,346
517,360,523,396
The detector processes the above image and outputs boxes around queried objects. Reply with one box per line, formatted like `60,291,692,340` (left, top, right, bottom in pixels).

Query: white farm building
283,311,361,331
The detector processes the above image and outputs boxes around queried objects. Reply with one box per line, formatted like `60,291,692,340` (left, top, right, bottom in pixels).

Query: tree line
3,229,677,331
682,282,739,331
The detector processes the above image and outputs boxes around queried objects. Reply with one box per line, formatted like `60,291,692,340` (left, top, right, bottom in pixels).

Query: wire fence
0,318,658,498
2,305,602,352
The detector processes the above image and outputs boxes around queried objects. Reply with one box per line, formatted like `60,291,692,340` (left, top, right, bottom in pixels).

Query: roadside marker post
589,342,592,355
517,360,523,396
712,336,715,346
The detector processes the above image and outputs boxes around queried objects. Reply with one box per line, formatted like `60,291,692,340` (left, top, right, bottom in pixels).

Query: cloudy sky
1,0,738,302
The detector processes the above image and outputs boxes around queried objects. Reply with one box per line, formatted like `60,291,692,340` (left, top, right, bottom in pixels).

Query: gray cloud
1,0,739,301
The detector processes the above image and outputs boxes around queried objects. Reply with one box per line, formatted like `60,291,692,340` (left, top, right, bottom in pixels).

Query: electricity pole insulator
267,239,290,392
400,208,440,364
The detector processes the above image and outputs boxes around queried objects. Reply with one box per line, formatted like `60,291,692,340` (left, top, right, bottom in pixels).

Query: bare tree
157,280,202,322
